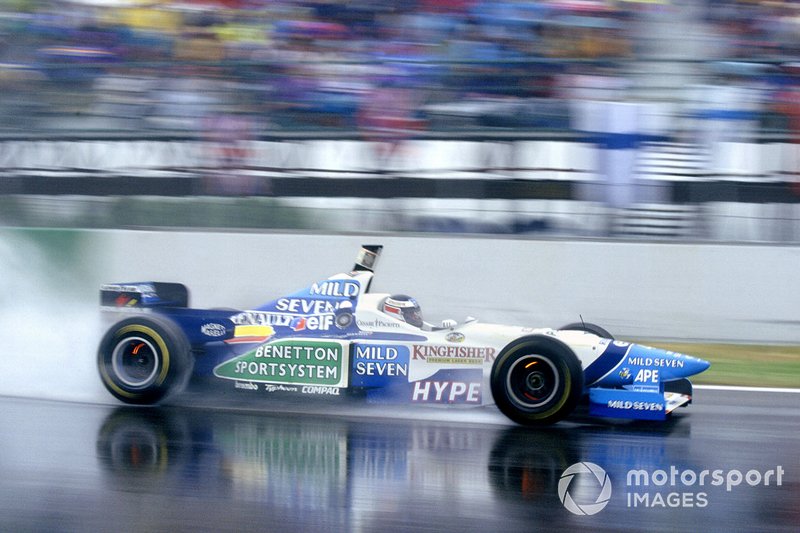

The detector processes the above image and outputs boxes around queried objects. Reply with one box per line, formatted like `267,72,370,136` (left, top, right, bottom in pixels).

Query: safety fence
1,138,800,242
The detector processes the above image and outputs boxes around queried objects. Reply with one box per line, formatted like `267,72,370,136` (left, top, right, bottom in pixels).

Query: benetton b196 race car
97,245,710,426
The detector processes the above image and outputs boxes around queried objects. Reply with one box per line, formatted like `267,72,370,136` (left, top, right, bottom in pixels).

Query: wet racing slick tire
491,335,584,426
559,322,614,340
98,315,191,405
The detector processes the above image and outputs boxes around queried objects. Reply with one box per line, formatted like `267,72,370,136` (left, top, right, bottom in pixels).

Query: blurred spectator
685,63,766,176
150,66,222,131
773,64,800,197
0,0,798,138
0,0,644,134
358,75,425,165
203,112,263,195
560,64,642,233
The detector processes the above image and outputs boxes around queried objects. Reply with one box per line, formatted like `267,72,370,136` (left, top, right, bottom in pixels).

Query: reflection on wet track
0,389,797,532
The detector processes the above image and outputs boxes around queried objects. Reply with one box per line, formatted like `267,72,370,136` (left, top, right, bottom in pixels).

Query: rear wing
100,282,189,309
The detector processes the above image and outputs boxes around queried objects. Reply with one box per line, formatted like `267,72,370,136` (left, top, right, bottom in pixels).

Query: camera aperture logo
558,462,613,515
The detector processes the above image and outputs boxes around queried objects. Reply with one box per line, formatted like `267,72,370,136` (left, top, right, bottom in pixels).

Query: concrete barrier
3,228,798,343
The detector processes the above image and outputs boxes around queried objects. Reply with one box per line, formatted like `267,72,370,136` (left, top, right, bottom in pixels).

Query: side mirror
441,319,457,329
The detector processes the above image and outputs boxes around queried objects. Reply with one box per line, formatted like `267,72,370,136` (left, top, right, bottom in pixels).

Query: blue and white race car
97,245,710,426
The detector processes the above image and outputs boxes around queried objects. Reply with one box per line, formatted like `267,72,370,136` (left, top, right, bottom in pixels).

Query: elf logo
290,315,334,331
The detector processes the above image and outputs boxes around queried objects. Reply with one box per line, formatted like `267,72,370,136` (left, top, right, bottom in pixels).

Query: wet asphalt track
0,387,797,533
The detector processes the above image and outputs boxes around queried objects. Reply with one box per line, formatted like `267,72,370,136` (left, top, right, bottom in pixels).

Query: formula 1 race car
97,245,710,426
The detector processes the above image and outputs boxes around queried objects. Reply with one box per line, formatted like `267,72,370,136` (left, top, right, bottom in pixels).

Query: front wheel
98,315,191,405
491,336,584,426
560,322,614,340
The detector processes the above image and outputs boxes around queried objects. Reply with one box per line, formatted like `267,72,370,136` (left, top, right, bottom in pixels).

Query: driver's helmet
383,294,423,327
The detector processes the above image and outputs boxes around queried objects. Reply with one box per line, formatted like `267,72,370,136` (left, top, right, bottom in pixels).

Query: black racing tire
559,322,614,340
491,335,584,426
98,315,191,405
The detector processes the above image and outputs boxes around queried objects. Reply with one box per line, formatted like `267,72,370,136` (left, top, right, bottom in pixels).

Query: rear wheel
491,336,584,426
98,315,191,405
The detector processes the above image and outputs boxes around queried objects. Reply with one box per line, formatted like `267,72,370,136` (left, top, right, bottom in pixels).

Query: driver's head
383,294,423,327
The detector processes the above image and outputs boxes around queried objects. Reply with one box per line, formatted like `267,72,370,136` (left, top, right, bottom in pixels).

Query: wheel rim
111,336,160,388
506,355,560,410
